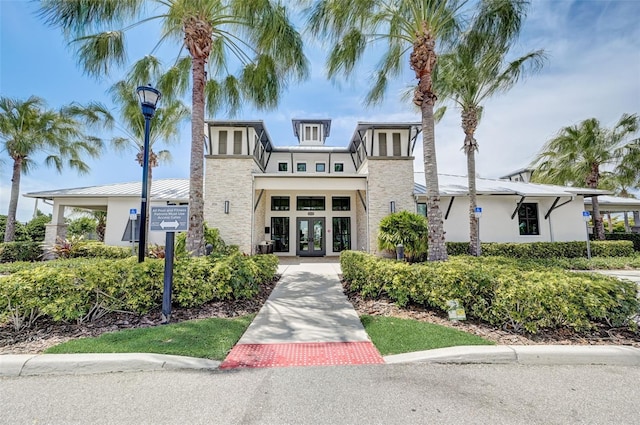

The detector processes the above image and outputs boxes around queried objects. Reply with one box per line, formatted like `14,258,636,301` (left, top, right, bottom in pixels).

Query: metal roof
24,178,190,201
584,195,640,212
414,174,610,197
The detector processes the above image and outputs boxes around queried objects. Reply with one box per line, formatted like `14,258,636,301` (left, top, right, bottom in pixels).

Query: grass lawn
361,315,494,356
44,315,254,360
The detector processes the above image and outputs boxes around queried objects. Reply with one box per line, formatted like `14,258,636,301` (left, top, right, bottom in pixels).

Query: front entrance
296,217,325,256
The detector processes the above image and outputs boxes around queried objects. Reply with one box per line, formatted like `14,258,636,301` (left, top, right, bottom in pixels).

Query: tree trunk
586,165,605,240
462,107,480,256
591,196,605,240
606,213,613,233
411,23,447,261
4,157,23,242
184,17,212,257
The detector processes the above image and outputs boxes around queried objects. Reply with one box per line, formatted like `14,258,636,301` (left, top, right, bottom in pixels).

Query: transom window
297,196,325,211
316,163,326,172
297,163,307,172
518,203,540,235
278,162,288,172
332,197,350,211
271,196,290,211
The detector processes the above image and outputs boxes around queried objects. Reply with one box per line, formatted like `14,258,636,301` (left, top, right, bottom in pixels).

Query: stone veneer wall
365,158,416,254
204,157,257,254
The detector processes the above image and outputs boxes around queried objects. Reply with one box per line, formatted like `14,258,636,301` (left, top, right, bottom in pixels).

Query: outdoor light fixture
224,201,230,214
136,85,162,263
390,201,396,213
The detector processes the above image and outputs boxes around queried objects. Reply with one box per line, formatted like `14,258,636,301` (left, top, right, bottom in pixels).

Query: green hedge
0,253,278,330
595,233,640,251
0,242,43,262
446,240,634,258
340,251,639,334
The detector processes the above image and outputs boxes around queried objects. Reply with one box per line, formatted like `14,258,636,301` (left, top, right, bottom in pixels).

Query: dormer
292,119,331,146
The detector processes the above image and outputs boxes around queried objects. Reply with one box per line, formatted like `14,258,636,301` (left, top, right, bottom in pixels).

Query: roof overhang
206,120,272,151
254,174,366,191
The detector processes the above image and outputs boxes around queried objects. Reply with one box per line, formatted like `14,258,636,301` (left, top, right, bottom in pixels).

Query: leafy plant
378,211,428,263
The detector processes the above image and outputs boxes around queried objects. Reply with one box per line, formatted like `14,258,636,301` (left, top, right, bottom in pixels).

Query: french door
296,217,325,256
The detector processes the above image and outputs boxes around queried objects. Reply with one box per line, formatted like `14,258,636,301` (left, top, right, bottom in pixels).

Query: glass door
296,217,325,256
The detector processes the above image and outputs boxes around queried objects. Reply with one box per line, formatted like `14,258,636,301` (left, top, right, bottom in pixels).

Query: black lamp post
136,85,161,262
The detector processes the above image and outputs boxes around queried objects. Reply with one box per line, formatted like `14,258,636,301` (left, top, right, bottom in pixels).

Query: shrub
595,232,640,251
0,242,43,262
340,251,639,334
446,240,633,258
0,253,278,329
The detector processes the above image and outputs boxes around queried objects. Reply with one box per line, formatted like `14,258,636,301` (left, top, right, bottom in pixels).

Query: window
332,217,351,252
312,126,319,140
334,163,344,172
271,217,290,252
296,196,325,211
278,162,288,172
271,196,290,211
304,126,311,140
297,163,307,172
233,130,242,154
518,203,540,235
218,131,227,154
316,163,326,172
332,197,350,211
417,203,427,217
378,133,387,156
392,133,401,156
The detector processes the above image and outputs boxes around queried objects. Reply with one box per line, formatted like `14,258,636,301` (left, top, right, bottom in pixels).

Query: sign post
150,206,188,323
583,211,592,260
474,207,483,256
129,209,137,255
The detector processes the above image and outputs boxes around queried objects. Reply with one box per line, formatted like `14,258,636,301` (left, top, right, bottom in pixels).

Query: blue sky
1,0,639,222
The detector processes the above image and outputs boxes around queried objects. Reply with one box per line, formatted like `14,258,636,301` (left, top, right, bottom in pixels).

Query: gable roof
24,178,189,201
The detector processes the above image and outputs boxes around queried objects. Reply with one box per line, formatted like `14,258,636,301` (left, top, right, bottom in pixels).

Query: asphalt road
2,363,639,424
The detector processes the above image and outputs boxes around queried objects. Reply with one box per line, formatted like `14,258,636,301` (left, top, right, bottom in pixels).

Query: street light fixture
136,85,161,262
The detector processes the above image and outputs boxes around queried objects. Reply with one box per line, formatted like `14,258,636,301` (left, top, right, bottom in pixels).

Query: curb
384,345,640,366
0,353,220,377
3,345,639,377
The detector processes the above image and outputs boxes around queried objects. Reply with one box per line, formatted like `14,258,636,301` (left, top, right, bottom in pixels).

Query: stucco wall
365,157,416,254
442,195,588,243
204,157,257,253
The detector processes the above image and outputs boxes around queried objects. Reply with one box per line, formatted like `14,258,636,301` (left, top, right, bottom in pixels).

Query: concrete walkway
236,260,367,344
219,258,384,368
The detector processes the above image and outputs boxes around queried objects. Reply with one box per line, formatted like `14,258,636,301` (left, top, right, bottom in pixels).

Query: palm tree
434,0,546,256
531,113,639,240
40,0,309,256
0,96,106,242
308,0,489,261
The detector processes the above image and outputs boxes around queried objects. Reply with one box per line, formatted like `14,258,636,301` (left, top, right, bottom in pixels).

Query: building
24,119,640,256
